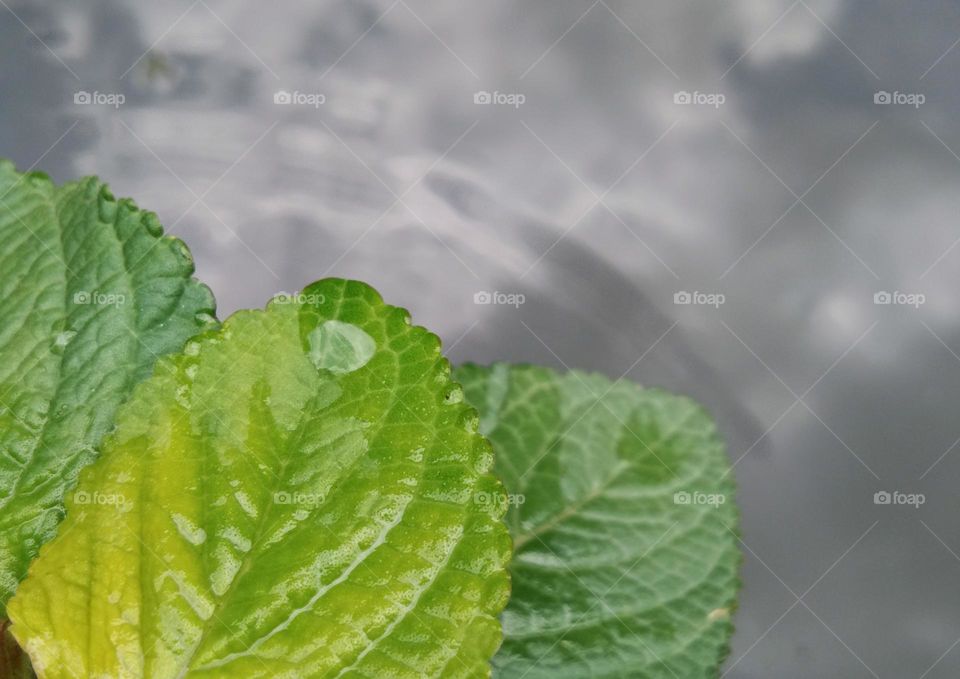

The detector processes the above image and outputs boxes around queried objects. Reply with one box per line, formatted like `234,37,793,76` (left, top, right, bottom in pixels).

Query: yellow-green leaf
9,279,511,678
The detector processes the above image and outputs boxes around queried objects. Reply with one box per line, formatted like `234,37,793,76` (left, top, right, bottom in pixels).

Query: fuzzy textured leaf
0,160,216,616
455,364,739,678
9,279,511,678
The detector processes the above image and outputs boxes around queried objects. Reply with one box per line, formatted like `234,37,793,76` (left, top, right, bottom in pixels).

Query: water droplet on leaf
307,320,376,375
51,330,76,353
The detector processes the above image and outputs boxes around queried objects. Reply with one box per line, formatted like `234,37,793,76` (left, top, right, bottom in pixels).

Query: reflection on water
4,0,960,675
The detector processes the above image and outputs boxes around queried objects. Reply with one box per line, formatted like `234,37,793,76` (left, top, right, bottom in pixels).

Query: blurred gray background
3,1,960,676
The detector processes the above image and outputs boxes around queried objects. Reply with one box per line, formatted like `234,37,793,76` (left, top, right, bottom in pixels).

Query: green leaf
455,363,740,678
8,279,511,678
0,160,216,616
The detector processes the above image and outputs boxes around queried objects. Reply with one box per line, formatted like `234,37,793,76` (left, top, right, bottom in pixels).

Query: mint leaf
8,279,511,678
455,363,740,678
0,160,216,616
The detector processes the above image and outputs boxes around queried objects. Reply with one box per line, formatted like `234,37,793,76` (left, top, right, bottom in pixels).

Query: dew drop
194,312,217,327
460,410,480,433
307,320,376,375
474,448,494,473
443,386,464,404
707,608,730,623
51,330,76,353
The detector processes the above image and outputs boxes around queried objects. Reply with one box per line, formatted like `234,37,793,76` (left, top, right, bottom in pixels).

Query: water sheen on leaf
8,279,511,679
0,160,216,617
455,363,740,679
